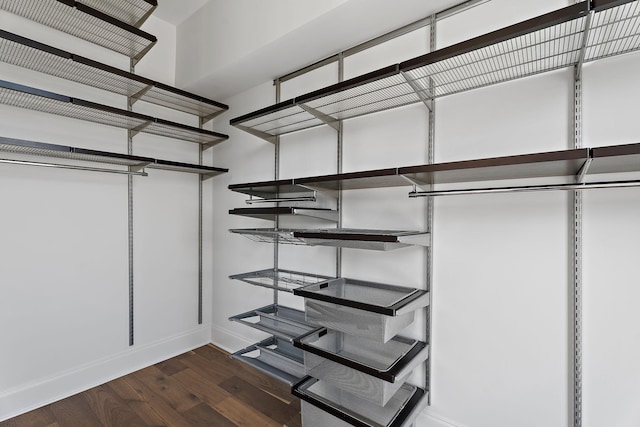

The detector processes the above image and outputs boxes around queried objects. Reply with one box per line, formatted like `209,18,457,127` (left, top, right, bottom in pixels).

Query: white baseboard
211,324,255,353
0,326,211,422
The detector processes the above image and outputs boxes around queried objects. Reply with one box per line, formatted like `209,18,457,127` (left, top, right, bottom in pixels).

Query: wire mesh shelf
294,377,428,427
76,0,157,27
228,179,313,198
0,80,228,147
229,304,317,343
0,0,157,60
0,30,228,119
231,337,305,385
229,207,338,222
229,268,334,293
0,136,228,177
229,228,430,250
231,0,640,141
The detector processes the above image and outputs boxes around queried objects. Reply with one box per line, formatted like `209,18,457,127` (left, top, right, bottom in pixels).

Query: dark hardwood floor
1,345,301,427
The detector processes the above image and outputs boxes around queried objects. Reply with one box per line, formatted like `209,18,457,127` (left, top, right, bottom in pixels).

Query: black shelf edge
293,279,427,317
399,2,589,72
292,377,426,427
398,148,590,184
150,159,228,175
592,0,636,12
76,0,157,27
230,99,297,126
293,333,426,382
0,136,228,177
0,30,228,117
73,2,156,42
0,80,229,146
228,179,311,197
0,0,157,59
296,64,401,105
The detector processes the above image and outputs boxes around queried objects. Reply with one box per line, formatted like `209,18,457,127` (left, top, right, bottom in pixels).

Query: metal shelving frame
229,1,640,425
1,0,230,345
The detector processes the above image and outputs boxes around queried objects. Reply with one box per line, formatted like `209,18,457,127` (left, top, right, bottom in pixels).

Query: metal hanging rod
0,158,148,176
409,179,640,197
246,194,317,204
277,0,491,83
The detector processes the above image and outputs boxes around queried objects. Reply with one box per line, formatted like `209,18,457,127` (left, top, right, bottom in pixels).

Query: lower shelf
229,228,430,251
231,337,305,385
229,268,334,293
229,304,317,342
294,377,428,427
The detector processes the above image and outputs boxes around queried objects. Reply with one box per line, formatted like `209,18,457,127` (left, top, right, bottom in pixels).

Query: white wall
210,0,640,426
0,11,213,421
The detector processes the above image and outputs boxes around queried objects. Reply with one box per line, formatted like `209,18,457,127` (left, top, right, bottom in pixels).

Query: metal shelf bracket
234,124,277,144
400,71,434,112
298,103,340,131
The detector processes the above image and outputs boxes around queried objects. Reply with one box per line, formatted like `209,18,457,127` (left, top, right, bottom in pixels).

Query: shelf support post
127,59,136,347
273,78,281,306
425,12,437,405
571,7,591,426
336,52,345,278
198,117,204,324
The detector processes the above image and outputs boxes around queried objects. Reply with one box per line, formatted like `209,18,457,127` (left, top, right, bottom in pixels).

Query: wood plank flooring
0,345,301,427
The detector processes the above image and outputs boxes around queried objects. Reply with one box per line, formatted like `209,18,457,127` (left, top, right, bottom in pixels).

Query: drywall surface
0,12,213,420
211,0,640,426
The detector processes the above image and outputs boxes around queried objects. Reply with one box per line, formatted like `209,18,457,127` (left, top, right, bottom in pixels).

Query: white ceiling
153,0,209,25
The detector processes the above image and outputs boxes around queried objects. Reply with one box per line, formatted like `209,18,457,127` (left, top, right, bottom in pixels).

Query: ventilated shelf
294,329,428,406
230,268,333,293
0,0,157,61
0,136,228,177
296,278,429,343
294,377,428,427
76,0,157,27
0,80,228,147
229,304,317,343
229,228,430,250
231,0,640,140
231,337,305,385
229,207,338,222
0,30,228,119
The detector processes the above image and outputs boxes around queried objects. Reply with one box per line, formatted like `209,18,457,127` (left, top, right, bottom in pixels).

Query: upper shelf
0,80,228,148
75,0,157,27
230,0,640,140
0,30,228,120
0,136,228,178
0,0,157,61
